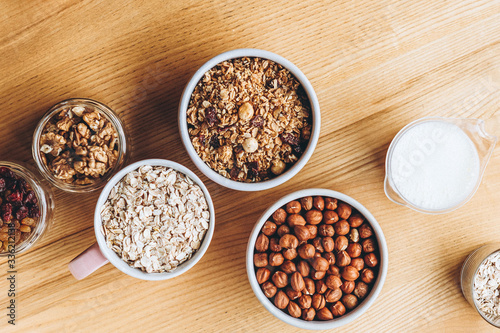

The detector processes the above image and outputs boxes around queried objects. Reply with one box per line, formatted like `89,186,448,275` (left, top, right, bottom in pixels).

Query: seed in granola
205,107,218,126
243,137,259,153
238,102,254,122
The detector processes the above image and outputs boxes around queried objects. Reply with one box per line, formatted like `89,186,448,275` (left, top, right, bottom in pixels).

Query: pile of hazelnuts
253,196,379,321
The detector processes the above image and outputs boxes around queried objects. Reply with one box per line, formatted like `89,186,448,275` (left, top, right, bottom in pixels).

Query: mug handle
69,242,109,280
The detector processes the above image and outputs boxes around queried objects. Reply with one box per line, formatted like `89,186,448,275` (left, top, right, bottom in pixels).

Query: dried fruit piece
205,106,218,126
280,133,299,146
250,115,264,127
1,203,13,222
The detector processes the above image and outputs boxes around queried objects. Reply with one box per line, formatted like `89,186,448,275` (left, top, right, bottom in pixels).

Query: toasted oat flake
474,252,500,317
101,165,210,273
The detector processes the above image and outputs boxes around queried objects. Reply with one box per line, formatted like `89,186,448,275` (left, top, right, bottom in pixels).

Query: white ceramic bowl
94,159,215,281
246,189,388,330
178,48,321,191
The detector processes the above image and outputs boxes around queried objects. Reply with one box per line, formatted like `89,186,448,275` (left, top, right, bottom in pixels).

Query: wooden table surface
1,0,500,332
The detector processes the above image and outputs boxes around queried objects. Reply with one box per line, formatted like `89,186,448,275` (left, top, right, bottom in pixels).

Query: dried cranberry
280,133,299,146
247,161,260,179
23,190,37,205
199,135,206,147
17,178,28,194
0,178,5,193
209,135,220,149
205,107,218,126
15,206,29,221
250,115,264,128
6,191,23,204
229,167,240,180
1,203,13,222
0,167,15,178
29,205,40,218
5,178,17,191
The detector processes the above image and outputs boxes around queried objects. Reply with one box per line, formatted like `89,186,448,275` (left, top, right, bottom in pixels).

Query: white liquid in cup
389,120,480,211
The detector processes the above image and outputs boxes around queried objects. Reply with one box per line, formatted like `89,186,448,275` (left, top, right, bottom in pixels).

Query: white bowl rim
178,48,321,191
94,158,215,281
246,188,388,330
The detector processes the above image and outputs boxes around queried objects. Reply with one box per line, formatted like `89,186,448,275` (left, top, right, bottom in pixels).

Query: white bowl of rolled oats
179,48,321,191
89,159,215,281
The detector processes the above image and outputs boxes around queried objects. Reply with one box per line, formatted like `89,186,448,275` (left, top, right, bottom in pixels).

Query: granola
187,57,312,182
474,252,500,317
101,165,210,273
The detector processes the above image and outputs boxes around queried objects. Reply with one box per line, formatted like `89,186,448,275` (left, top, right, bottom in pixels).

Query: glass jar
0,161,54,256
32,98,128,192
461,243,500,328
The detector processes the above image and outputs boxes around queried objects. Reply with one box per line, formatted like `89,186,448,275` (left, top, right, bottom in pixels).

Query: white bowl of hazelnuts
246,189,388,330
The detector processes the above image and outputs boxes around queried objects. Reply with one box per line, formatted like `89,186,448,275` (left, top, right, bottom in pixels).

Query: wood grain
1,0,500,332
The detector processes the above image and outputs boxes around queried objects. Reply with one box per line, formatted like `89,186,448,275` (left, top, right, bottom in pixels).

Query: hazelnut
238,102,254,121
362,238,377,253
316,307,333,320
311,294,326,310
340,280,355,294
271,160,286,175
334,235,349,251
298,243,316,259
351,257,365,271
313,196,325,211
254,253,268,267
298,295,312,309
342,294,358,310
279,234,299,249
325,288,343,303
361,268,375,284
346,243,362,258
286,286,302,300
262,281,277,298
304,209,323,225
272,271,289,288
315,279,328,294
311,256,329,271
291,272,305,292
324,197,338,210
342,266,360,281
281,260,297,274
255,233,269,252
283,248,298,260
327,265,341,277
330,301,346,317
256,267,271,284
325,275,343,290
277,225,290,237
354,281,370,299
300,196,313,211
302,307,316,321
294,225,311,242
269,238,282,252
322,210,339,224
349,228,360,243
269,252,284,266
318,225,335,237
287,214,306,227
312,237,324,253
285,200,302,214
272,208,287,225
323,252,336,265
261,221,277,236
364,253,378,267
336,251,351,267
306,225,318,239
242,137,258,153
274,290,290,309
333,220,350,236
288,301,302,318
303,278,315,295
359,223,373,239
322,237,334,252
348,213,364,228
337,202,352,219
310,269,326,280
297,260,311,277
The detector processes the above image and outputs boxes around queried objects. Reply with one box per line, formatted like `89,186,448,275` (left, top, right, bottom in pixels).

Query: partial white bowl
246,189,388,330
94,159,215,281
178,48,321,191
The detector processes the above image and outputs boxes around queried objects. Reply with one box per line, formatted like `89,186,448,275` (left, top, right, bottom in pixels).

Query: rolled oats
187,57,312,182
101,165,210,273
474,252,500,317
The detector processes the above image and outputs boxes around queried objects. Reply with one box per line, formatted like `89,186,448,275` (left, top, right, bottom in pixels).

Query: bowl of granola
179,49,320,191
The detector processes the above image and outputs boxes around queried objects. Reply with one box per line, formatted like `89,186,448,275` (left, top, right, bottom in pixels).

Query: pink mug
68,159,215,281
